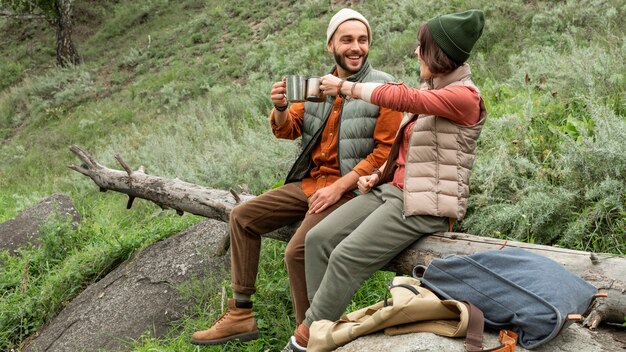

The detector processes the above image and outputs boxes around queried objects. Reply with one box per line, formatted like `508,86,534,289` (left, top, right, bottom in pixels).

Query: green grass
125,240,394,352
1,0,625,350
0,202,203,349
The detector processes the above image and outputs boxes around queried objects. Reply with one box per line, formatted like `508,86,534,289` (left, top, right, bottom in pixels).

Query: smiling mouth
346,55,362,64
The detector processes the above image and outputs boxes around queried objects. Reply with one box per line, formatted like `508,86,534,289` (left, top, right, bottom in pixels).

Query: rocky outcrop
0,194,80,254
337,323,626,352
23,219,230,352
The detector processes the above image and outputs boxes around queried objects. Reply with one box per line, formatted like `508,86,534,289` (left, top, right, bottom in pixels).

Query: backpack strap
385,283,517,351
490,330,518,352
383,282,419,306
464,302,518,352
464,302,484,351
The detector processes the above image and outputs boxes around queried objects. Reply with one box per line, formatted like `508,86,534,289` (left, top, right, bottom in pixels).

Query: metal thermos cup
305,76,324,102
285,75,324,103
286,75,306,102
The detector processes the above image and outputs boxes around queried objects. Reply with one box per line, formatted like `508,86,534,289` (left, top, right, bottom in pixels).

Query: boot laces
213,309,230,325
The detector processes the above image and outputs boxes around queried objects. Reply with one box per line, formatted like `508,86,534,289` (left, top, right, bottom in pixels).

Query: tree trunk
69,145,626,327
54,0,80,66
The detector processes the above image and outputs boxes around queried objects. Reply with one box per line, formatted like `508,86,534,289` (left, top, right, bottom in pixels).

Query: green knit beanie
426,10,484,64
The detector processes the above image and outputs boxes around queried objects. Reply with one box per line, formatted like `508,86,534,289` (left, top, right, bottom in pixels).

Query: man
191,8,402,346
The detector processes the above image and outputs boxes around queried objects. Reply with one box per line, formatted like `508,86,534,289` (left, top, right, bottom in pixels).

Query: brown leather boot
191,299,259,345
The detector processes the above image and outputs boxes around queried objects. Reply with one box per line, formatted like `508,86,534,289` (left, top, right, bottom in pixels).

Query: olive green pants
303,184,449,325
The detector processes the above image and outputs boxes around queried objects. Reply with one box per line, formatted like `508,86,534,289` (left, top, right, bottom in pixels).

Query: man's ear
327,40,334,54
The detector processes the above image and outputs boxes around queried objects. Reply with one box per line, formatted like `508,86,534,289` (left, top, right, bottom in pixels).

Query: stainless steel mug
286,75,306,102
285,75,324,103
305,76,324,102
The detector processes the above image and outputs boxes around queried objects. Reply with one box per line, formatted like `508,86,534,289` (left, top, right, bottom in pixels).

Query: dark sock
235,299,253,309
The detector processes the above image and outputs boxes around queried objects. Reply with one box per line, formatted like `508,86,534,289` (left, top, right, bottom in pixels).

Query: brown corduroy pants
229,181,351,324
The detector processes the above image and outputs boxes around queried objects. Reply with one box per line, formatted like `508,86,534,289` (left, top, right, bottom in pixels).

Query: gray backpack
413,248,598,349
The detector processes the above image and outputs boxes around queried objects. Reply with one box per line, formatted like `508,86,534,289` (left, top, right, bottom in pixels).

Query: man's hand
271,78,288,107
357,174,379,194
308,184,342,214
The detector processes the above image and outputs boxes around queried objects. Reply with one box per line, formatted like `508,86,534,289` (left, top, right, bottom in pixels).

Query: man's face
328,20,369,77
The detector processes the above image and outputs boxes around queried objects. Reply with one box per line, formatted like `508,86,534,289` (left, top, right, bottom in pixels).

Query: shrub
465,101,626,253
0,61,24,91
100,82,296,195
0,66,97,135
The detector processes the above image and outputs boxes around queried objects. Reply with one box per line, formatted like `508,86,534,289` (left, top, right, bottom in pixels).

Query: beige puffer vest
381,65,487,220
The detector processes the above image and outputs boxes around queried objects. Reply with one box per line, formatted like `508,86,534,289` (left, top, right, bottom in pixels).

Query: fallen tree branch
69,145,626,326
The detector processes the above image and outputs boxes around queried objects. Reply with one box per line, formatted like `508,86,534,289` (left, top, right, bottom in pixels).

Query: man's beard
334,49,368,75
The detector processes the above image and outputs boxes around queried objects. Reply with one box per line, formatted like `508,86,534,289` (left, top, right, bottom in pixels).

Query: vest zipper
285,101,334,183
402,114,417,217
337,98,345,176
434,116,440,216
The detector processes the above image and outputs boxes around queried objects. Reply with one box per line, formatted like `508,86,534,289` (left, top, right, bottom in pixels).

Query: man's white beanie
326,8,371,44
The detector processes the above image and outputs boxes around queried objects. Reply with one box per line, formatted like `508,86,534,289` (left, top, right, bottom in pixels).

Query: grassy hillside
1,0,625,350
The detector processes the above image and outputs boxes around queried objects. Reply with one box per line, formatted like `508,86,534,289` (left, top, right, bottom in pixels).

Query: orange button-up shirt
271,98,402,197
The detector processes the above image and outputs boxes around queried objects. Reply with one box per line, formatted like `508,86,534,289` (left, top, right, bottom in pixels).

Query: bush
464,101,626,253
100,82,295,195
0,66,97,135
0,61,24,91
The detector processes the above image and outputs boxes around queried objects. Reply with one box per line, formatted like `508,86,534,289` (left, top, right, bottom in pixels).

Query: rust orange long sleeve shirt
270,97,402,197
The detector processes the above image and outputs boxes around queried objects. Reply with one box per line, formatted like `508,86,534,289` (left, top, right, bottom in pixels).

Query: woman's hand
319,74,343,97
357,173,379,194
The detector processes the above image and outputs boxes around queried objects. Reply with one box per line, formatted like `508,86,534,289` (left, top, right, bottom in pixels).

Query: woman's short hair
418,24,461,75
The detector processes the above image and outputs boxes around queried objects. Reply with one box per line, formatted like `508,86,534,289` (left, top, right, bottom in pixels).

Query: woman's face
415,45,433,80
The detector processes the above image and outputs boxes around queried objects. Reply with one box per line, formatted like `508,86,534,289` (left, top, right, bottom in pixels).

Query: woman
283,10,486,352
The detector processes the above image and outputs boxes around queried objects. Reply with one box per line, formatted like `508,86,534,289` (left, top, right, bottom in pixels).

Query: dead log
69,145,626,327
68,145,296,240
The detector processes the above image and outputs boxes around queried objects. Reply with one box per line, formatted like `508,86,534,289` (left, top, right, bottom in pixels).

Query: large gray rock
0,194,81,254
337,323,626,351
23,218,230,352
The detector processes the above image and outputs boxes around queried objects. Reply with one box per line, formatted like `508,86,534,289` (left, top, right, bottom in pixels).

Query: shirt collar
428,64,472,90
